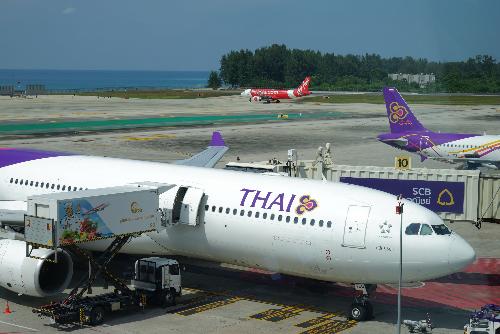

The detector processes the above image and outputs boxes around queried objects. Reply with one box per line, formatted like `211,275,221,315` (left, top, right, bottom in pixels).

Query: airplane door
342,205,370,248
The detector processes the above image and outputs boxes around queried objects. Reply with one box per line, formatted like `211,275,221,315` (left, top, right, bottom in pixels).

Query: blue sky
0,0,499,70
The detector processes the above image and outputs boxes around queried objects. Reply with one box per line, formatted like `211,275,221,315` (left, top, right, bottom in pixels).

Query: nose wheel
349,284,376,321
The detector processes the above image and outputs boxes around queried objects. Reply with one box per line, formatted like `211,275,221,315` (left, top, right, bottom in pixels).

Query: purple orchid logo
389,102,409,124
295,195,318,215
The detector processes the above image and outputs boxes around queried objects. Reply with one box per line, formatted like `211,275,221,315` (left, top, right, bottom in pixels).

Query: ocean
0,69,210,91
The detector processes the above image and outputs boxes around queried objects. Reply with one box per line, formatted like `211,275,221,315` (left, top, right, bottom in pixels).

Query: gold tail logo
437,189,454,206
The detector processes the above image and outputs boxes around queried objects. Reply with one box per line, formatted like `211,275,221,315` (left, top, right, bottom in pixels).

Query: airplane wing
0,200,27,226
174,131,229,168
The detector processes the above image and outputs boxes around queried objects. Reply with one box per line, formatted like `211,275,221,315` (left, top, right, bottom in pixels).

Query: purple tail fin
383,87,427,133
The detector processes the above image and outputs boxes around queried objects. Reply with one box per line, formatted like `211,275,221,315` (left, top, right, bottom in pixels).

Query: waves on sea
0,69,210,91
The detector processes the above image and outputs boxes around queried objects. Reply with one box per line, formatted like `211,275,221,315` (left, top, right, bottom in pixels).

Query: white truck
464,304,500,334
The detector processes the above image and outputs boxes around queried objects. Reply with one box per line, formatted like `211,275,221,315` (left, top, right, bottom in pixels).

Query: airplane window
225,208,230,214
40,182,44,187
30,181,34,186
211,206,216,212
327,221,332,228
319,220,324,227
68,186,72,191
270,214,275,220
233,209,237,215
205,205,209,211
80,187,83,190
405,223,420,235
310,219,315,226
263,213,267,219
240,210,244,216
294,217,299,224
278,215,282,221
62,185,66,191
420,224,433,235
302,218,307,225
218,207,223,213
431,224,451,235
57,185,60,190
285,216,290,223
47,183,50,189
51,184,55,189
15,179,18,184
247,211,252,217
20,179,24,185
255,212,260,218
35,181,39,187
9,178,13,183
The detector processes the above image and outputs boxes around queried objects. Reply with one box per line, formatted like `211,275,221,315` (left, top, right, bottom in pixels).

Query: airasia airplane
240,76,311,103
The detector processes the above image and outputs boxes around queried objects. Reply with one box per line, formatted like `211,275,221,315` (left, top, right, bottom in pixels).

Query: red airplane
240,76,311,103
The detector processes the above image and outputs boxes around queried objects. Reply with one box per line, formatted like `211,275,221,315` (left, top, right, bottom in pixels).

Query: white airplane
0,132,475,321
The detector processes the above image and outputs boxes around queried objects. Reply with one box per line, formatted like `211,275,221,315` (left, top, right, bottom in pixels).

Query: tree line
208,44,500,93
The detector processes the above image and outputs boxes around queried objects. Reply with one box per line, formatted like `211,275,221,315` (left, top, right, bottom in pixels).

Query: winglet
210,131,226,147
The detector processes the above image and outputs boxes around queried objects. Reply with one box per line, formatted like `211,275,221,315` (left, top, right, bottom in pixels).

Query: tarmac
0,94,499,333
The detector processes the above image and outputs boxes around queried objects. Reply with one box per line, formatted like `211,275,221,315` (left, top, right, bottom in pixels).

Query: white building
388,73,436,87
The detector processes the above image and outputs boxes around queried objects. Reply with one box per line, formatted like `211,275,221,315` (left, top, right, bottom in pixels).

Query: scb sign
340,177,465,213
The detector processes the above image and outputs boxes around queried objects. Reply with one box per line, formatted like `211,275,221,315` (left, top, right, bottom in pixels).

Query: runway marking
298,319,357,334
250,305,304,322
176,296,241,316
0,320,38,332
122,134,176,141
295,313,337,328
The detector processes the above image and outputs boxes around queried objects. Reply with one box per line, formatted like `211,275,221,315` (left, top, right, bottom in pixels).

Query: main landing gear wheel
276,100,280,103
349,284,376,321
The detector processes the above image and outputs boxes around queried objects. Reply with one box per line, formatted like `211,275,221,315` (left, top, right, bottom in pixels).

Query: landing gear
275,100,280,103
349,284,376,321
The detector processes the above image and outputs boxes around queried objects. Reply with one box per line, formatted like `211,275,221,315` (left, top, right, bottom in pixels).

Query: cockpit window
405,223,420,235
432,224,451,235
420,224,433,235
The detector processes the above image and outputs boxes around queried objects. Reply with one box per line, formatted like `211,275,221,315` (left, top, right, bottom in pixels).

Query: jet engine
0,239,73,297
251,96,262,102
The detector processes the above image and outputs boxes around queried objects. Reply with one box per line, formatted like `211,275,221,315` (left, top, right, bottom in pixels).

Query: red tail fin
297,77,311,95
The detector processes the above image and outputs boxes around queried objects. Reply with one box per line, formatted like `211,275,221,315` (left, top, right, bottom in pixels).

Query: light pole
396,195,404,334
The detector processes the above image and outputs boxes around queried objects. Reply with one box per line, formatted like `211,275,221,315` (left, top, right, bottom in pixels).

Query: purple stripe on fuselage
377,132,479,152
0,148,73,169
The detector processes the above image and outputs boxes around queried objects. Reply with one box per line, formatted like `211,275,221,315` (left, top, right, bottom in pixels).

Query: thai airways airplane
378,87,500,169
240,77,311,103
0,132,475,321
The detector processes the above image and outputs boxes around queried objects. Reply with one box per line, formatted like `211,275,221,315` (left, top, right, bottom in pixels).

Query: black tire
276,100,280,103
365,301,374,319
349,303,368,321
89,306,104,326
161,291,176,308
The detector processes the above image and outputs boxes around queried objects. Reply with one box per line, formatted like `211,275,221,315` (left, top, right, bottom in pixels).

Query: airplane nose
448,235,476,273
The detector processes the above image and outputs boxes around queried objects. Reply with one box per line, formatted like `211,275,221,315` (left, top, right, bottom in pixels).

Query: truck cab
131,257,182,307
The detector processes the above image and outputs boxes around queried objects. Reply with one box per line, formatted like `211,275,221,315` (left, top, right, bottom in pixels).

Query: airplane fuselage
378,131,500,166
0,152,475,284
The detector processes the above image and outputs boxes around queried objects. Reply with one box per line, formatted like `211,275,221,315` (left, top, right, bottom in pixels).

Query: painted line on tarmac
176,297,241,316
250,305,304,322
0,320,38,332
298,319,357,334
295,313,337,328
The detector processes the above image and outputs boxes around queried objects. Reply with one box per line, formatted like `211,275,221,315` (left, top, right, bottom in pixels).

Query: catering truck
24,184,183,326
